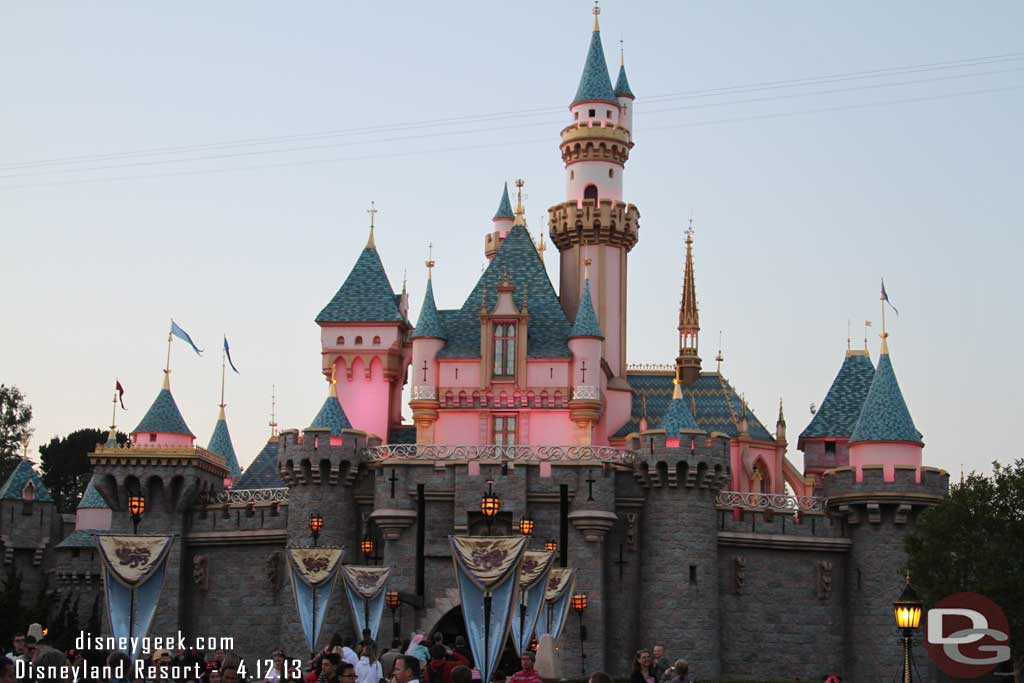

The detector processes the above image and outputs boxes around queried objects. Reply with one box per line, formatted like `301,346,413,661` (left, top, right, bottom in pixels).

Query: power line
2,51,1021,172
2,84,1019,192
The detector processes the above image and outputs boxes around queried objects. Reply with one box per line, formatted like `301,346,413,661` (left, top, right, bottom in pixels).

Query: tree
39,428,127,512
0,384,33,483
905,459,1024,682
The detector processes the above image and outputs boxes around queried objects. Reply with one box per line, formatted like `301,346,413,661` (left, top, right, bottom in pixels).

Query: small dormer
479,273,529,386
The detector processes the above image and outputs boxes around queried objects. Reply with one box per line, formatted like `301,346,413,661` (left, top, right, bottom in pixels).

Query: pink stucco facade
335,356,391,439
848,441,923,482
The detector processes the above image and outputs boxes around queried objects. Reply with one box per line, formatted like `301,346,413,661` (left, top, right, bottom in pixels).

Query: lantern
545,540,558,552
519,516,535,536
361,536,375,557
481,480,500,518
893,580,923,631
571,592,588,613
385,591,401,609
309,512,324,546
127,494,145,534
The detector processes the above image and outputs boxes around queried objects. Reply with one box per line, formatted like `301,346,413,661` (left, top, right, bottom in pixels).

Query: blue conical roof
494,182,515,221
309,392,352,437
412,279,446,340
316,245,404,323
78,476,109,509
662,386,703,434
207,414,242,477
573,30,617,105
570,279,603,338
614,64,634,98
0,459,53,502
799,351,875,445
133,387,194,436
235,438,284,489
849,348,922,445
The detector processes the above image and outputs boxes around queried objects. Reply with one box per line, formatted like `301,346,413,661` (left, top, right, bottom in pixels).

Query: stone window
493,415,517,447
574,111,579,121
583,184,598,202
608,168,614,178
337,336,345,345
492,323,516,377
606,110,612,118
588,108,595,118
825,441,836,456
149,433,157,443
570,170,574,180
355,336,363,345
372,336,381,345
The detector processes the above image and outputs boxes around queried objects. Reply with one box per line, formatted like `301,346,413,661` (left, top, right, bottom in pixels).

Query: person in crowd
23,636,38,664
360,631,374,648
265,650,288,683
630,650,655,683
309,653,341,683
106,651,135,683
651,645,669,682
222,663,241,683
355,643,382,683
448,666,471,683
588,673,612,683
490,672,506,683
379,640,402,679
33,647,68,682
451,639,471,668
0,656,14,683
203,661,223,683
404,636,428,668
391,656,420,683
508,652,541,683
338,663,357,683
4,634,25,661
430,634,451,657
423,646,448,683
339,638,359,669
662,659,688,683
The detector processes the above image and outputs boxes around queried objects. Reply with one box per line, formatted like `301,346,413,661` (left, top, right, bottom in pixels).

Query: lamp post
309,512,323,547
893,574,923,683
481,480,500,536
572,592,588,676
386,591,401,641
127,495,145,535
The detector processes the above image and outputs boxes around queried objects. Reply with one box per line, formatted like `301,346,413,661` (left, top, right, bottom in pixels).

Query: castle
1,7,947,681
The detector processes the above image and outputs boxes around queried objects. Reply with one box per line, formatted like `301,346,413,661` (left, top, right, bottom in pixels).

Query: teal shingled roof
234,438,284,489
0,459,54,502
614,372,776,442
570,279,603,338
78,477,109,510
849,350,923,445
133,387,194,436
494,183,515,220
315,245,404,323
412,279,446,340
573,30,618,105
437,225,572,358
207,415,242,478
309,393,352,436
614,64,634,98
798,351,875,446
662,390,703,434
57,530,97,549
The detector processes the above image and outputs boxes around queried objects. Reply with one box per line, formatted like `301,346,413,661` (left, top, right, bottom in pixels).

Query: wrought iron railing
410,386,437,400
571,385,600,400
626,363,676,372
209,488,289,505
716,490,827,512
366,444,634,465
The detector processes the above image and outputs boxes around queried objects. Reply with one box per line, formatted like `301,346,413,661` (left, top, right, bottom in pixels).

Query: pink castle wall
528,411,576,444
848,442,923,482
75,508,111,531
439,361,481,387
526,360,571,387
132,432,194,447
321,324,401,351
435,412,483,444
336,356,390,439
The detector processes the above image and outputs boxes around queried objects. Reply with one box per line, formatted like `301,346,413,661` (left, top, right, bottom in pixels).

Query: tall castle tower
676,223,701,385
548,5,639,386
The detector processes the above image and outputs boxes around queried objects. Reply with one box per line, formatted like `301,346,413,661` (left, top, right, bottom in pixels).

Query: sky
1,2,1021,480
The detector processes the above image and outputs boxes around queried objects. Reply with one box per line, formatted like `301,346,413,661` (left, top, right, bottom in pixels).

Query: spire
676,219,702,383
536,231,547,263
133,377,194,438
513,179,527,227
570,278,603,338
207,410,241,478
592,0,600,31
849,336,922,445
798,348,875,447
662,374,703,434
494,182,515,221
572,6,618,105
0,460,54,503
412,277,446,340
309,371,352,437
366,201,378,248
269,384,279,439
614,39,635,99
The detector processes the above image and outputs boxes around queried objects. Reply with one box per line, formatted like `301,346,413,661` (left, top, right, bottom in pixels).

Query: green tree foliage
905,459,1024,682
0,565,25,649
39,428,127,512
0,384,33,483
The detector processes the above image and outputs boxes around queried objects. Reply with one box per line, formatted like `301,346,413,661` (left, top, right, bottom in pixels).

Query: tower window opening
689,565,698,584
606,110,612,118
355,336,363,345
336,336,345,345
609,169,614,178
583,185,598,202
825,441,836,456
492,323,516,377
372,336,381,345
493,415,517,447
588,109,596,118
570,170,575,180
149,433,157,443
574,112,579,121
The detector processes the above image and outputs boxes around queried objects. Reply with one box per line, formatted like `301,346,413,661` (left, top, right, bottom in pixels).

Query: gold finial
366,201,378,248
513,178,526,226
620,37,625,67
536,230,547,263
778,397,785,422
592,0,601,31
328,364,338,397
269,384,279,438
425,242,435,279
847,319,852,351
21,433,30,458
715,330,724,372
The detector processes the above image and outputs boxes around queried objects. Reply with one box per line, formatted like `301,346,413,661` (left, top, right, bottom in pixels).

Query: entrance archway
426,605,522,675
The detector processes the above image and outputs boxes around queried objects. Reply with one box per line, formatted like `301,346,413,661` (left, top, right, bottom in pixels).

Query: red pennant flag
116,380,125,409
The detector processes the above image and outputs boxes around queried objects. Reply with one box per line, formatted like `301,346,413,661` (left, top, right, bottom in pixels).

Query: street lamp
309,512,323,547
893,574,923,683
545,540,558,552
572,592,588,676
481,480,500,535
519,515,535,536
386,591,401,640
360,535,375,559
127,495,145,535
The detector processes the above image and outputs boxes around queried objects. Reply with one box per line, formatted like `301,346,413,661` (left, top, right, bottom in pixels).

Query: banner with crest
340,565,391,642
449,536,528,683
534,567,576,643
287,548,344,652
510,550,556,655
95,535,174,660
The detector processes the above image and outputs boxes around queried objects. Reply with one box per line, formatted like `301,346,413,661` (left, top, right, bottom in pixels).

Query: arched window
492,323,516,377
355,336,363,345
583,185,598,202
372,336,381,345
608,168,614,178
459,391,468,407
553,390,563,407
336,336,345,345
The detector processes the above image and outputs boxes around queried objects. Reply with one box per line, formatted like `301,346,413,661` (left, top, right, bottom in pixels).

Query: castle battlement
276,427,371,486
628,429,731,489
547,198,639,251
822,465,948,501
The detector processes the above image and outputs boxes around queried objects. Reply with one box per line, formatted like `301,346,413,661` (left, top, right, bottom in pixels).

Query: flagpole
220,339,227,413
111,381,119,433
164,321,173,389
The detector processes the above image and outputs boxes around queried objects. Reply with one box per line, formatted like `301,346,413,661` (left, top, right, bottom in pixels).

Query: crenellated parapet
823,465,947,523
628,429,731,489
548,198,640,252
276,427,373,487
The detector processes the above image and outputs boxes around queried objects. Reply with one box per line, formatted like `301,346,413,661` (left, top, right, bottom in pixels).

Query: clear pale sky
2,2,1021,480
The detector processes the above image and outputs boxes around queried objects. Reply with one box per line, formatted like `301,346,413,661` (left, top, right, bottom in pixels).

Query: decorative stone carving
817,560,833,599
368,508,418,540
568,510,618,542
192,554,209,591
625,512,639,551
733,556,745,594
266,552,282,593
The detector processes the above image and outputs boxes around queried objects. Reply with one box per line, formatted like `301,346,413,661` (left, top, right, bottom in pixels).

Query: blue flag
224,336,239,374
881,278,900,317
170,320,204,355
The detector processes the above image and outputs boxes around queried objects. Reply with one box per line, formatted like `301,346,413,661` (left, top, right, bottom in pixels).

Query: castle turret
485,182,516,260
676,224,701,385
410,258,445,443
132,374,196,447
614,45,635,134
568,275,603,445
207,406,241,482
549,5,638,385
308,369,353,445
661,376,704,447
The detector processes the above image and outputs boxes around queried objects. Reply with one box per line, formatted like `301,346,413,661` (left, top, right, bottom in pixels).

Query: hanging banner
95,535,174,661
340,565,392,643
287,547,344,652
510,550,556,655
534,567,576,643
449,536,528,683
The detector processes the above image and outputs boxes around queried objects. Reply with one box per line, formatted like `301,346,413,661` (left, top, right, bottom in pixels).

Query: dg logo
925,592,1012,678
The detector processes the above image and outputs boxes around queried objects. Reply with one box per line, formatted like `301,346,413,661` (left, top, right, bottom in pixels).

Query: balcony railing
716,490,828,512
571,385,600,400
366,444,634,465
209,488,289,505
410,386,437,400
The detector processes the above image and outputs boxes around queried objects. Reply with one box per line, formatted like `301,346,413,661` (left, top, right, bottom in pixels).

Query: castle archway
424,605,521,675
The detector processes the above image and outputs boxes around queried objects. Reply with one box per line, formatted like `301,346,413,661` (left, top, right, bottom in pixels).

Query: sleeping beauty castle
1,6,949,682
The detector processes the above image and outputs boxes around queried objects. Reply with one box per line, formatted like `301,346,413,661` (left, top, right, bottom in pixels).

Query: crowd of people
2,627,689,683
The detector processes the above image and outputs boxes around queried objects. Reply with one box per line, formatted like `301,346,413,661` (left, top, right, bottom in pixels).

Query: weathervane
426,242,436,279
